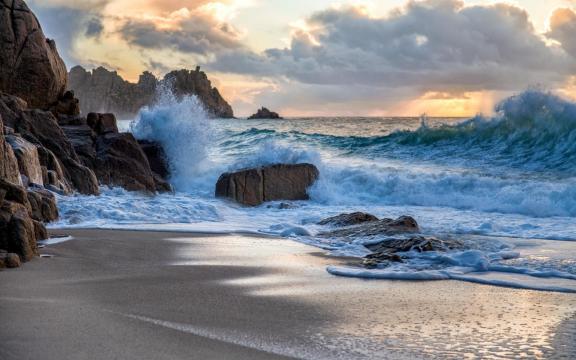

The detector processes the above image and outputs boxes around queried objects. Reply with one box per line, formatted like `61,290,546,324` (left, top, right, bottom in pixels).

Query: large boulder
5,134,43,186
94,132,160,192
0,0,67,109
215,163,319,206
26,188,58,222
0,200,39,262
0,250,21,268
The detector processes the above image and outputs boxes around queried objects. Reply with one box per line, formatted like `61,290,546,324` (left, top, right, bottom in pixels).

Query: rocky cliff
69,66,234,118
0,0,68,109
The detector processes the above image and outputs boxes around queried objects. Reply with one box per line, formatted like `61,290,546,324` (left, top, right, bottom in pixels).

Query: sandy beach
0,229,575,359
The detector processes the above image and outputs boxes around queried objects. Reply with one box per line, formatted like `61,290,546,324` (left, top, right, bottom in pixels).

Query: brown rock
215,163,319,206
0,115,22,185
6,134,43,186
318,215,420,238
87,113,119,135
318,212,379,226
26,188,58,222
0,93,99,194
49,90,80,117
0,252,21,268
0,0,67,109
94,132,158,192
0,201,38,261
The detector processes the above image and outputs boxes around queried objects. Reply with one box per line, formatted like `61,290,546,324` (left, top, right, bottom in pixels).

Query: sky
28,0,576,117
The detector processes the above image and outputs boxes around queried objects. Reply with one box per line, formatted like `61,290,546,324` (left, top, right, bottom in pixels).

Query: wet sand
1,229,575,359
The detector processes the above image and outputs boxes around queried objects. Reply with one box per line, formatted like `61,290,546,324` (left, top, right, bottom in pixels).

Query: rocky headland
69,66,234,119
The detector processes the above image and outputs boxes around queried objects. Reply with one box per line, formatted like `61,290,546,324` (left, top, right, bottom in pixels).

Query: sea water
52,89,576,293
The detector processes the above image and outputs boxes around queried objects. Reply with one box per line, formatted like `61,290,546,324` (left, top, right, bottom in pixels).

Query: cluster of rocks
69,66,234,118
0,0,173,269
316,212,462,268
215,163,319,206
248,107,283,120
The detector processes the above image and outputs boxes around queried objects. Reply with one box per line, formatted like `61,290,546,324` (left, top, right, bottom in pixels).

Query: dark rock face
49,91,80,118
318,212,379,227
0,176,55,263
362,236,463,269
26,188,58,222
0,251,21,268
0,0,67,109
0,93,99,194
318,216,420,238
87,113,119,135
0,116,21,185
94,133,161,193
138,140,169,178
248,107,282,120
61,113,171,193
69,66,234,118
215,163,319,206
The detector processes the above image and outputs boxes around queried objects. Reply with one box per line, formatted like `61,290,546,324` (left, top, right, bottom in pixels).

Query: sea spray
130,87,217,192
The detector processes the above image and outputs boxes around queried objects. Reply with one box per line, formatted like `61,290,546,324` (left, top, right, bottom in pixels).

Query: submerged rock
362,236,464,269
248,107,282,119
318,212,379,227
319,216,420,238
215,163,319,206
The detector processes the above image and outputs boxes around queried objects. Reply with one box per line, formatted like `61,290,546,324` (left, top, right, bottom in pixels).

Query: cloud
209,0,575,98
119,7,244,55
548,8,576,58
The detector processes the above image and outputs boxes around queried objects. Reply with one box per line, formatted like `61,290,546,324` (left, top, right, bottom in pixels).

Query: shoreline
1,229,575,359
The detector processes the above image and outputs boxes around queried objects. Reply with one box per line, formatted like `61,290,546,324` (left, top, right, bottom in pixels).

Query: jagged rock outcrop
248,107,282,120
62,113,171,193
0,93,99,194
0,0,67,109
215,164,319,206
69,65,234,118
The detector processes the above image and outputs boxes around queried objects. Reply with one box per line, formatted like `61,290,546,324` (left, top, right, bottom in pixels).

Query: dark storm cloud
86,17,104,38
208,0,575,93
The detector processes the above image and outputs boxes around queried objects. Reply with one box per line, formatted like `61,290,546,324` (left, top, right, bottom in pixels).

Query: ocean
52,89,576,293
